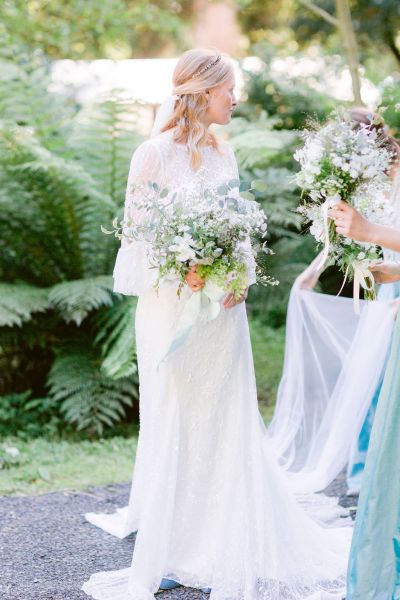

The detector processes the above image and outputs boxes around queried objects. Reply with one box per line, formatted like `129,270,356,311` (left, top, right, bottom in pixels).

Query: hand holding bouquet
295,112,395,311
104,178,277,358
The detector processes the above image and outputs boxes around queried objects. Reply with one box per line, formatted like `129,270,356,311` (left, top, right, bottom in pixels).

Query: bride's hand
223,288,248,309
186,266,205,292
370,261,400,284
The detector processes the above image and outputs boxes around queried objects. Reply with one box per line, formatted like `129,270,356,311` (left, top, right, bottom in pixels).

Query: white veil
267,288,395,493
267,173,400,494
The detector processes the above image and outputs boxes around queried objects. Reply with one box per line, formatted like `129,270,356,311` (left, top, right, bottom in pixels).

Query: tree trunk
335,0,363,105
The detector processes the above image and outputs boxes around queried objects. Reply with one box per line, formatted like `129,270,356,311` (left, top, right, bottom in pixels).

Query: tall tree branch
298,0,338,27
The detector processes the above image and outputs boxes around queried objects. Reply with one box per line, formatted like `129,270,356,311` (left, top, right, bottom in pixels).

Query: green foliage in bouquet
0,51,142,435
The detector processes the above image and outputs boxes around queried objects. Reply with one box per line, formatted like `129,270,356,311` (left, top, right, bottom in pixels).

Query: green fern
68,97,143,205
0,125,117,282
95,297,138,379
0,283,50,326
47,346,136,435
0,51,75,153
48,276,114,325
228,117,299,170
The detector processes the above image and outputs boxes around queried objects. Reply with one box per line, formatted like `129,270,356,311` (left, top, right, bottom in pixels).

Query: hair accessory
191,54,221,79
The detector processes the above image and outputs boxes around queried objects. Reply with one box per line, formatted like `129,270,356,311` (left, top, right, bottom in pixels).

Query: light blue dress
346,280,400,493
347,310,400,599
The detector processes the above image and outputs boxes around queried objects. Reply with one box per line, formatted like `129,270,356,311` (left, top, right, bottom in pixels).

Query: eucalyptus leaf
241,191,255,201
160,188,169,198
100,225,115,235
228,179,240,189
217,184,229,195
251,179,268,193
240,181,251,192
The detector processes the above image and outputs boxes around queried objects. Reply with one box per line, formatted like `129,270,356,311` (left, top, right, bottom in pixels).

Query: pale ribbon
352,262,376,315
315,194,341,272
159,281,225,366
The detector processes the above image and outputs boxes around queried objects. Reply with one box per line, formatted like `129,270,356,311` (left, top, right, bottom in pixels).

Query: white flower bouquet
295,113,394,308
104,179,277,359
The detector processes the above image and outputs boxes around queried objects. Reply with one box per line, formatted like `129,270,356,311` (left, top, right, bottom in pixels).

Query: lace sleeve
113,141,164,296
226,143,257,287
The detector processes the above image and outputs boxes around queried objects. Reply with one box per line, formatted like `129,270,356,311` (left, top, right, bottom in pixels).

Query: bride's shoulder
215,137,236,165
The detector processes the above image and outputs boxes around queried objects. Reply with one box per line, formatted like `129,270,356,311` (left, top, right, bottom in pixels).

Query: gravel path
0,477,357,600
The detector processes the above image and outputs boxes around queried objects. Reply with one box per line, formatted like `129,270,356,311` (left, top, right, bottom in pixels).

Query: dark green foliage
0,391,63,438
0,54,142,435
47,347,136,435
292,0,400,66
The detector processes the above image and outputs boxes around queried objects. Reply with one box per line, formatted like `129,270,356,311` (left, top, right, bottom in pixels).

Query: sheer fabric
268,173,400,494
268,288,395,494
82,129,351,600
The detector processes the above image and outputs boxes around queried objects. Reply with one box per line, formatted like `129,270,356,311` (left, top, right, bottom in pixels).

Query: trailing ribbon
315,194,341,272
159,281,225,366
352,262,376,315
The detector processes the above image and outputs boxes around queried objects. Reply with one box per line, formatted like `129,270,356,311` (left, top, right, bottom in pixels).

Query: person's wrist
366,222,380,245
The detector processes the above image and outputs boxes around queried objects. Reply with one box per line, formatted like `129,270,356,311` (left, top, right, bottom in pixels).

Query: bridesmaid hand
223,288,248,309
186,266,205,292
328,200,375,242
370,261,400,284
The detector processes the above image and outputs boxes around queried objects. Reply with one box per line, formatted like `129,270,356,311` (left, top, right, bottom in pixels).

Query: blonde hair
162,48,234,170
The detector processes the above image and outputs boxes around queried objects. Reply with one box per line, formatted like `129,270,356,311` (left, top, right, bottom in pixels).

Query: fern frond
0,53,74,153
95,296,138,379
0,125,117,281
47,347,136,435
228,118,298,170
48,276,114,325
0,283,50,327
68,97,143,205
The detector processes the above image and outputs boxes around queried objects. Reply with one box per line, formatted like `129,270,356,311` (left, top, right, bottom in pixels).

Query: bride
82,48,350,600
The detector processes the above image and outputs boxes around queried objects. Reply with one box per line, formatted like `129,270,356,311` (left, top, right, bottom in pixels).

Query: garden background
0,0,399,496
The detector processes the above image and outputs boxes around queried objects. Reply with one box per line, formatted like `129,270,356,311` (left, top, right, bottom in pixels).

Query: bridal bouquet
104,179,277,359
295,113,394,309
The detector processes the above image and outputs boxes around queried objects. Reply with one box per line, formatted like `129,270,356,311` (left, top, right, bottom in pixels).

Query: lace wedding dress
82,129,351,600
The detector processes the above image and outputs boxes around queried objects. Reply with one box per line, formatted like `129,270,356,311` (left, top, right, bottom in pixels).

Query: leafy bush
0,52,141,435
0,392,62,438
236,46,336,130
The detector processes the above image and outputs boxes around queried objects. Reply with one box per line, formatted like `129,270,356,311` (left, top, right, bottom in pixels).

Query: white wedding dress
82,129,351,600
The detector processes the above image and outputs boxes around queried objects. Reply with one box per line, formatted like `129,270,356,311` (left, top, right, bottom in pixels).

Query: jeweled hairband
191,54,221,79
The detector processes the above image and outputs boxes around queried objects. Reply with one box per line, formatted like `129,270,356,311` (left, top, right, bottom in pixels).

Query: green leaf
240,191,255,201
251,179,268,192
0,284,51,327
217,184,229,195
47,346,136,435
228,178,240,189
48,276,114,325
